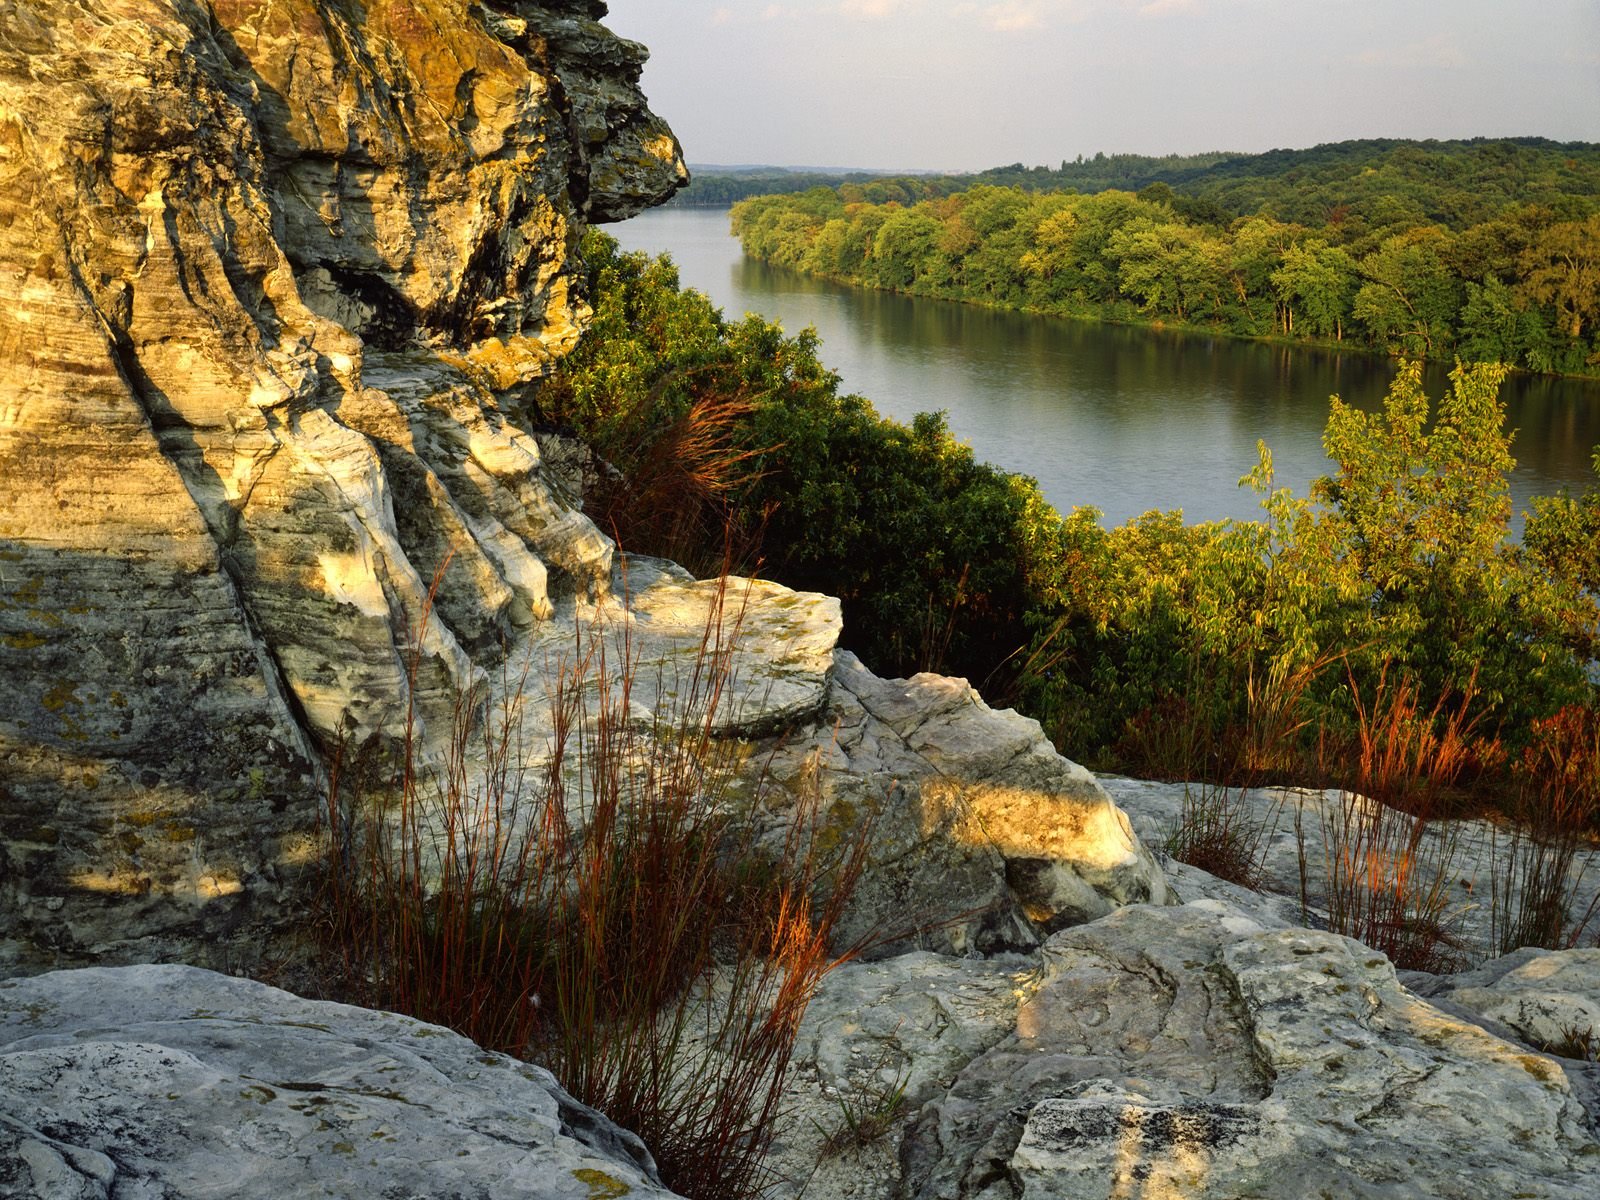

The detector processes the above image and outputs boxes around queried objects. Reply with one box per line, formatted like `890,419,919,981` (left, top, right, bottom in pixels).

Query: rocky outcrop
0,0,1173,981
0,0,684,970
771,902,1600,1200
755,653,1171,959
0,963,682,1199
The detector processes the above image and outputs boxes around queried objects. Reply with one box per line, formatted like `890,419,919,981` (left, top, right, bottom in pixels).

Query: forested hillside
677,138,1600,222
724,139,1600,377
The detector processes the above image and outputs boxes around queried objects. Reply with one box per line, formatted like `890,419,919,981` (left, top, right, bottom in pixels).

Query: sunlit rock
0,0,685,971
753,653,1171,959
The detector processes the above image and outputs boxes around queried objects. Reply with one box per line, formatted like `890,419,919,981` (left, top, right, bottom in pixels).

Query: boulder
752,654,1171,959
0,963,682,1199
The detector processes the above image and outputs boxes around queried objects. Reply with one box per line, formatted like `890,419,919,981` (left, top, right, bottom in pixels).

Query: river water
609,208,1600,530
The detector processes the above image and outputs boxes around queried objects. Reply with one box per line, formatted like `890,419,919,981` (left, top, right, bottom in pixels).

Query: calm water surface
610,208,1600,530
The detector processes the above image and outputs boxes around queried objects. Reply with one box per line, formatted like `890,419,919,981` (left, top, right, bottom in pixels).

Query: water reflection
612,209,1600,531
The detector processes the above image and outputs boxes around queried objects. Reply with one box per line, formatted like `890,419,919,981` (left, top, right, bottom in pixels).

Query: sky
600,0,1600,172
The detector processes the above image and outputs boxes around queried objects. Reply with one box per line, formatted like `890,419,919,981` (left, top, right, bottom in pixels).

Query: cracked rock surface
780,901,1600,1200
0,963,682,1199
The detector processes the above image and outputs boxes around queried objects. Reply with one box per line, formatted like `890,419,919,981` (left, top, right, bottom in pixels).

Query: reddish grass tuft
1332,660,1497,817
315,574,870,1200
1164,782,1274,892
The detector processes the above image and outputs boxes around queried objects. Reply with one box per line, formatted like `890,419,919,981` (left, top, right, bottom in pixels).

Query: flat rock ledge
0,964,680,1200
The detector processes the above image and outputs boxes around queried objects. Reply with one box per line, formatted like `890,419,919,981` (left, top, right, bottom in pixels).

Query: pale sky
600,0,1600,171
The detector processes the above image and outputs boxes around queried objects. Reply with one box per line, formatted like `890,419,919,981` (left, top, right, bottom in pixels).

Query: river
608,208,1600,531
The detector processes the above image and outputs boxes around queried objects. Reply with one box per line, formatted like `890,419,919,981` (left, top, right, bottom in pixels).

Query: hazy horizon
601,1,1600,174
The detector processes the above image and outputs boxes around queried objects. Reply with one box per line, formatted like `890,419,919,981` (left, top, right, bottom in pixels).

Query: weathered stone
0,963,681,1199
784,902,1600,1200
1415,947,1600,1057
0,0,685,970
755,654,1171,960
768,952,1040,1200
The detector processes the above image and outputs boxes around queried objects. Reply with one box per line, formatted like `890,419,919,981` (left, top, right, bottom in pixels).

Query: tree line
728,147,1600,377
677,138,1600,227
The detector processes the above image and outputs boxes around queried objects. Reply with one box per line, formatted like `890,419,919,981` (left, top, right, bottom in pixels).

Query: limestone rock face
0,963,682,1199
0,0,685,970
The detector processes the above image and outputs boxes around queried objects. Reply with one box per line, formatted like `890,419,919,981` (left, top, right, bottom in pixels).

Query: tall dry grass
1163,781,1274,891
1491,705,1600,954
1295,664,1487,971
1303,789,1466,973
316,578,870,1200
586,386,772,576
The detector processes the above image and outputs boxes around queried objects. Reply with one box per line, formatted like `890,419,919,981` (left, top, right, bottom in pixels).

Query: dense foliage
728,141,1600,378
665,166,964,208
544,231,1600,810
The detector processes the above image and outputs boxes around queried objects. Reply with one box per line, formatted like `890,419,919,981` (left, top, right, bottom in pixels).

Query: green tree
1109,220,1226,322
1352,228,1461,356
870,207,945,291
1270,240,1357,339
1517,213,1600,340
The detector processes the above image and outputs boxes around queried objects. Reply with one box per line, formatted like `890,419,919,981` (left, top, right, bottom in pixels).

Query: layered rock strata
0,0,684,969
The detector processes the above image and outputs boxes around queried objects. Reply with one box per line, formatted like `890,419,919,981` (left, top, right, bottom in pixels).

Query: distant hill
669,138,1600,229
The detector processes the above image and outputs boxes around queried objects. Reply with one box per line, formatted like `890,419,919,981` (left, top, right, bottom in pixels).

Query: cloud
956,0,1199,32
952,1,1054,31
805,0,1205,35
838,0,920,17
1355,35,1471,70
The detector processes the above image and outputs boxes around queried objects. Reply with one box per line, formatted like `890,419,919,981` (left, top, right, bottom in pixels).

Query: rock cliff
5,7,1600,1200
0,0,685,968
